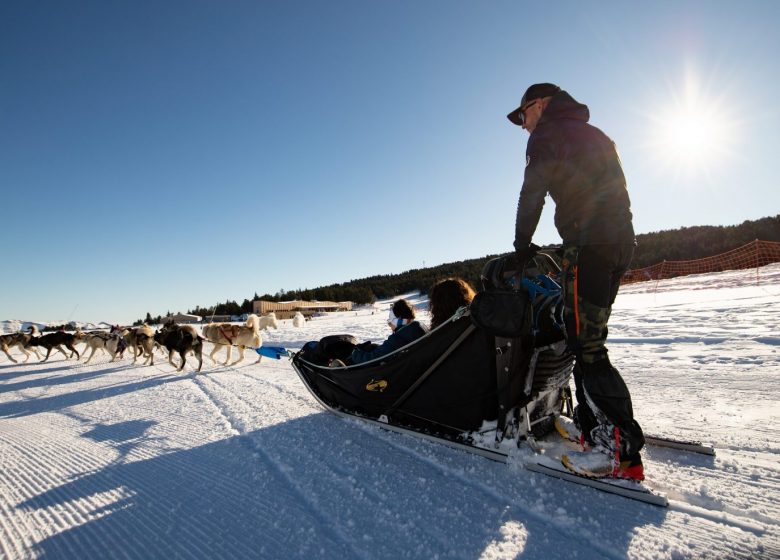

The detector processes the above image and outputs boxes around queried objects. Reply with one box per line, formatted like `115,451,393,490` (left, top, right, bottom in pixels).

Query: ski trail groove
346,419,628,560
182,373,366,558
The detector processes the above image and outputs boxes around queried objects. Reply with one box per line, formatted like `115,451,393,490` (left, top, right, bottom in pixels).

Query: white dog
202,314,263,365
292,312,305,328
256,312,279,331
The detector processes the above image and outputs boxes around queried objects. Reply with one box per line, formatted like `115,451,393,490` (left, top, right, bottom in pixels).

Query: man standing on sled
507,83,645,480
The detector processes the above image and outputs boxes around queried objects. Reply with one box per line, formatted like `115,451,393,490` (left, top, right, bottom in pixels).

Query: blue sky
2,0,778,324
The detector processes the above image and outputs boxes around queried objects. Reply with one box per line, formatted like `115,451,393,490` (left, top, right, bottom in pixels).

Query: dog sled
290,253,575,454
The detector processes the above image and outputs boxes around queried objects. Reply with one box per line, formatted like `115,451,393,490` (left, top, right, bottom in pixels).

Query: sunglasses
517,99,538,125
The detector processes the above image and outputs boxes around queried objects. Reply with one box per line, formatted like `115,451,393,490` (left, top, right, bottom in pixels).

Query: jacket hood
396,321,426,342
538,91,590,126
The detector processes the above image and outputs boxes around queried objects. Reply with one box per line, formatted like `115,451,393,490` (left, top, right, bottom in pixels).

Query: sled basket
293,312,499,437
292,310,574,441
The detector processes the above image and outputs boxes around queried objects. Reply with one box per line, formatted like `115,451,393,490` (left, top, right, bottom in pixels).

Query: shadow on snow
17,413,668,559
0,370,180,419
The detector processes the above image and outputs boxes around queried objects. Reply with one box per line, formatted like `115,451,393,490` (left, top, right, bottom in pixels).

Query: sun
661,107,721,161
644,71,738,180
655,97,725,165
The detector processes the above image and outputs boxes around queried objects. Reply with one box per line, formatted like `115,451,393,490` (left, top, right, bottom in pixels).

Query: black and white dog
154,323,203,372
27,330,84,362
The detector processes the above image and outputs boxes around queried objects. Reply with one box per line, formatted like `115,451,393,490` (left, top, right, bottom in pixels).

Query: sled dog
110,325,156,365
81,331,127,364
257,312,279,331
125,324,156,365
202,314,263,365
154,323,203,372
0,326,43,363
28,330,84,362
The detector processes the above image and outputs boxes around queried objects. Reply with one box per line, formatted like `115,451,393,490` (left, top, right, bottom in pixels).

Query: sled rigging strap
218,325,235,345
382,323,477,419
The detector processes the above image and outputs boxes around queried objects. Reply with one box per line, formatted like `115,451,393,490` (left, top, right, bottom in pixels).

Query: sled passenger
506,83,645,480
429,278,476,329
349,299,427,365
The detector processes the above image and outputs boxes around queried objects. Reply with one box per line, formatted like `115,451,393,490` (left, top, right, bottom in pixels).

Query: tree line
631,215,779,267
134,214,779,325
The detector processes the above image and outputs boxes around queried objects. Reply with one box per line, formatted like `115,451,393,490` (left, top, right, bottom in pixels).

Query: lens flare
643,69,740,183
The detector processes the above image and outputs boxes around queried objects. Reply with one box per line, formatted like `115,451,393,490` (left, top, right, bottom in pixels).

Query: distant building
164,313,202,324
203,315,232,323
253,300,353,320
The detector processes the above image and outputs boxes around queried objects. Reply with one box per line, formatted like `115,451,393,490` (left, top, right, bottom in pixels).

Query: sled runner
291,253,576,447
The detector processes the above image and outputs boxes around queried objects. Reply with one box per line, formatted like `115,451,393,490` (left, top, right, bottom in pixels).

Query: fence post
653,260,666,294
754,239,760,286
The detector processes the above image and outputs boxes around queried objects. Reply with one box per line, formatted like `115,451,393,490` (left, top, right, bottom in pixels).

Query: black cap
507,83,561,126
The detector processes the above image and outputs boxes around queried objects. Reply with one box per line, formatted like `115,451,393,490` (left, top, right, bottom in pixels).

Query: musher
507,83,645,480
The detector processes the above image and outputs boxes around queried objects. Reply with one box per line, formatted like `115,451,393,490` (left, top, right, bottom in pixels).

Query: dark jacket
514,91,635,250
350,321,427,364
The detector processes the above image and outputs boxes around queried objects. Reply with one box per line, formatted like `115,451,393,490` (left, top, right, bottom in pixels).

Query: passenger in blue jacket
349,299,427,365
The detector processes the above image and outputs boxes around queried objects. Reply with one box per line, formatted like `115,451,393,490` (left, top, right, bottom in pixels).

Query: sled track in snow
181,370,365,558
0,415,166,558
197,357,780,559
649,448,780,530
345,419,632,560
0,360,290,559
345,416,776,559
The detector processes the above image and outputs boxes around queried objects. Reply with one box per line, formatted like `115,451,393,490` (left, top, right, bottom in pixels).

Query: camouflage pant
560,244,645,457
560,245,631,364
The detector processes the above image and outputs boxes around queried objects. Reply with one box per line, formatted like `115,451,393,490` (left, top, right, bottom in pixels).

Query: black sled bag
469,290,531,338
293,315,498,436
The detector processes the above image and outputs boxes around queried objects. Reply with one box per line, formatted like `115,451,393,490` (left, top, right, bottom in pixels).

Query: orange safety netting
621,240,780,285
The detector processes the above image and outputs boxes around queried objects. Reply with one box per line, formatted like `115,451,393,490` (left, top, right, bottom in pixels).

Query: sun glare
656,100,724,164
644,71,738,181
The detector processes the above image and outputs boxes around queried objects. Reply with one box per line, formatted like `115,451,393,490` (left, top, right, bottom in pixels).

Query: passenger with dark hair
349,299,427,365
429,278,476,330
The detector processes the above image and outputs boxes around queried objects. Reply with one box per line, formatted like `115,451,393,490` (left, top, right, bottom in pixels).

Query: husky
154,323,203,372
257,312,279,331
109,325,155,365
124,324,156,365
203,314,263,365
27,330,84,362
0,326,43,363
81,331,126,364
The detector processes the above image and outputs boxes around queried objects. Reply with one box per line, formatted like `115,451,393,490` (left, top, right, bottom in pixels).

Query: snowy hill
0,265,778,559
1,320,107,335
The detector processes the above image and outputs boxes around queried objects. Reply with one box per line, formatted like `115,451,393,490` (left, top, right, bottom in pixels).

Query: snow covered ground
1,265,778,559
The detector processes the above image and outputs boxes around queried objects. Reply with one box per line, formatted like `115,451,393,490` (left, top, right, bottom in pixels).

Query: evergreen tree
134,215,778,322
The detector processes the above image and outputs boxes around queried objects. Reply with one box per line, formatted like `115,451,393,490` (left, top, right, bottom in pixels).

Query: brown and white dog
202,314,263,365
0,325,43,363
27,330,84,362
123,324,156,365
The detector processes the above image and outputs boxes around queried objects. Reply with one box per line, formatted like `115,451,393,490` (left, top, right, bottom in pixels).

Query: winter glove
515,242,541,265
